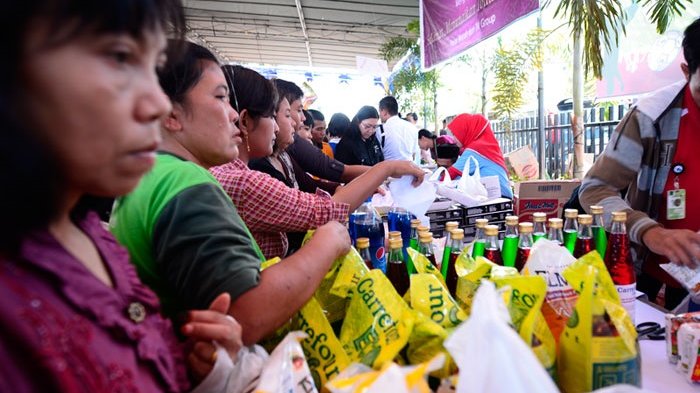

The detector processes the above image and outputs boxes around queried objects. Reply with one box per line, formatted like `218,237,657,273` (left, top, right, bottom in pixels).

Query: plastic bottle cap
590,205,604,215
518,222,534,233
451,231,464,240
417,225,430,233
565,209,579,218
356,237,369,248
548,218,563,228
533,212,547,222
388,231,401,239
475,218,489,228
389,238,403,249
505,215,519,225
410,219,421,228
451,228,464,236
485,225,499,236
611,211,627,222
577,214,593,225
419,232,434,242
445,221,459,229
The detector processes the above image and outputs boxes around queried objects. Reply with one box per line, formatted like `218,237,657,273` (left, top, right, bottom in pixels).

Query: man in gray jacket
580,17,700,308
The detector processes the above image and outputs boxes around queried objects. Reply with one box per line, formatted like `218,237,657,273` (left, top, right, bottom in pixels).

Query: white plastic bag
255,332,317,393
444,281,558,393
388,174,436,219
432,159,488,207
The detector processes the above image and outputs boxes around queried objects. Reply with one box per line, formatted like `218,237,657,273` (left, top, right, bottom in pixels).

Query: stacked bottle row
472,207,636,320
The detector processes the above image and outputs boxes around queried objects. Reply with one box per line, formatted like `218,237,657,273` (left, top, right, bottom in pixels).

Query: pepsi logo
375,247,385,260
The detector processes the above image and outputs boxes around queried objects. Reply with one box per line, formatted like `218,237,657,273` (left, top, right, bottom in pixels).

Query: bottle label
372,246,386,273
616,283,636,322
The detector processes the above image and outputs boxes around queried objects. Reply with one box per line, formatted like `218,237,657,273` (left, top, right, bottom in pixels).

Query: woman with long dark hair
334,106,384,166
0,2,243,391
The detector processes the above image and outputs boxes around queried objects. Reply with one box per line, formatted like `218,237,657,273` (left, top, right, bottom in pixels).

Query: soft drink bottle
409,219,421,250
418,232,438,268
388,206,412,261
483,225,503,265
356,237,372,270
444,228,465,297
532,212,547,242
547,218,564,245
387,238,410,296
604,211,636,321
472,218,488,258
388,231,401,241
441,221,459,271
354,199,386,273
348,196,372,245
502,215,519,267
563,209,579,254
515,222,534,272
573,214,595,258
590,205,608,258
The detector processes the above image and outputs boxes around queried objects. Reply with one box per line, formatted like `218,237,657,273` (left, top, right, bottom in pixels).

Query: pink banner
420,0,539,70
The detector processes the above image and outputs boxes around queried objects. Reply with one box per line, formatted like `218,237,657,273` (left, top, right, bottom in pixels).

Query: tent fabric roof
183,0,419,68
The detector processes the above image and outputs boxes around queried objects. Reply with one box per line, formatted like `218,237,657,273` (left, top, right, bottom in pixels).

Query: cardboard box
426,205,463,222
464,210,513,226
505,145,539,180
513,180,580,222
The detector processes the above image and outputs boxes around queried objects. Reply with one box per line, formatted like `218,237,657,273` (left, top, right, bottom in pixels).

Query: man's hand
181,293,243,381
384,161,425,187
313,221,351,257
643,227,700,267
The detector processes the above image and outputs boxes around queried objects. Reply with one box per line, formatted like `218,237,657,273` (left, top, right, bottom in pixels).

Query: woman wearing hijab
334,106,384,166
447,113,513,198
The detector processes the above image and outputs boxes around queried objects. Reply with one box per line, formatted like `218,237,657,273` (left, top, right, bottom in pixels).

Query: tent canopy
184,0,419,68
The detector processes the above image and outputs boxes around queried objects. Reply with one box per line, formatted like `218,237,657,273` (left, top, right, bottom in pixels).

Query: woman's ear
681,62,690,81
238,108,250,134
162,103,184,133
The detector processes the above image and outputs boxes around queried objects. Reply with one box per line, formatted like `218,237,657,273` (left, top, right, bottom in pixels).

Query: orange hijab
447,113,507,171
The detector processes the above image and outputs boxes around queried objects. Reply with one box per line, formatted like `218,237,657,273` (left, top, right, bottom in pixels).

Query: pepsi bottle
354,199,386,273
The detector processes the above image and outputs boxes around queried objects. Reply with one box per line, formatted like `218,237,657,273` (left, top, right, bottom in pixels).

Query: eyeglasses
360,122,378,131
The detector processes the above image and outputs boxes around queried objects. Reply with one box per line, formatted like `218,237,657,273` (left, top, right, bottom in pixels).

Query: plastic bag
410,273,466,329
492,275,557,378
339,270,415,368
293,296,351,388
326,355,445,393
408,248,446,287
558,252,640,393
432,158,488,207
522,239,578,344
255,332,318,393
388,175,436,219
444,280,559,393
405,310,455,378
329,247,370,299
453,256,495,315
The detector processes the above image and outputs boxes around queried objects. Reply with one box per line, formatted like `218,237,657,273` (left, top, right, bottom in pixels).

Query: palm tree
547,0,692,178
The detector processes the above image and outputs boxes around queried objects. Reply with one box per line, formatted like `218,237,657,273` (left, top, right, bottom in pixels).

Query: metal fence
491,104,631,178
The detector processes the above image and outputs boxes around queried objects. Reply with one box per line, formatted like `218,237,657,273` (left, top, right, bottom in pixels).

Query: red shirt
210,160,349,259
647,86,700,284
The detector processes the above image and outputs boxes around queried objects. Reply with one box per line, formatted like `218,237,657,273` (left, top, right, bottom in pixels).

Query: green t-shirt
111,153,264,317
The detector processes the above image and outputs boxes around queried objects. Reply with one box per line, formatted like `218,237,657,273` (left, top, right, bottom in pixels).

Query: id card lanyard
667,163,686,220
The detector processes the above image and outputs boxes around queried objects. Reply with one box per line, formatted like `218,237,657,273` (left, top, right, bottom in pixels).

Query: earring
246,139,251,152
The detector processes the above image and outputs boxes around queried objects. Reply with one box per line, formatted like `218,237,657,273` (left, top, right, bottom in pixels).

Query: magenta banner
420,0,539,70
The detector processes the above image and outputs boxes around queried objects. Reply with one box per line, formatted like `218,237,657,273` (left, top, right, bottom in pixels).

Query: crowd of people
5,0,697,391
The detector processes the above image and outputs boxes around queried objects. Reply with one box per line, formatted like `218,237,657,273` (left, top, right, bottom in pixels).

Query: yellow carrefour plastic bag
326,355,445,393
492,275,556,378
293,296,351,388
453,256,494,315
409,273,466,329
405,310,456,378
329,247,370,299
558,251,640,393
302,229,349,324
407,248,445,286
339,270,415,368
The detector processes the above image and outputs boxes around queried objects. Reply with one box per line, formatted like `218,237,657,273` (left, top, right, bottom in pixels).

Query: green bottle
501,215,519,268
471,218,488,258
590,205,608,258
532,212,547,242
441,221,459,274
409,219,421,250
563,209,579,254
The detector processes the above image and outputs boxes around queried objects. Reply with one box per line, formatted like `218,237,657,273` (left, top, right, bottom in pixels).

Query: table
637,299,700,392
